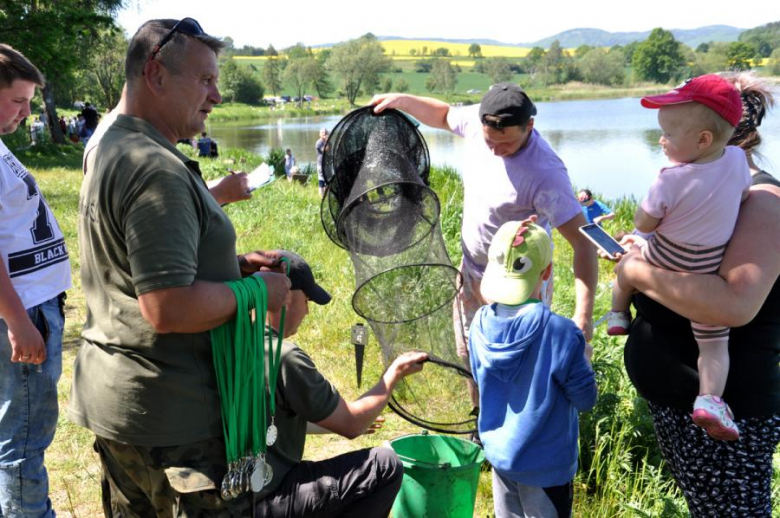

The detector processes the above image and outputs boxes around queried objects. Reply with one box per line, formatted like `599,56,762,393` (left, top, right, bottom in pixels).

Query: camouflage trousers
94,436,253,517
95,437,403,518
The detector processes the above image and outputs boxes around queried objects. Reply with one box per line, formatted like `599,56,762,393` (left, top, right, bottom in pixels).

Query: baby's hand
597,249,623,262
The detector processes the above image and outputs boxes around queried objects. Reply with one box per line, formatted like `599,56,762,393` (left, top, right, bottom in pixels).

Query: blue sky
116,0,780,49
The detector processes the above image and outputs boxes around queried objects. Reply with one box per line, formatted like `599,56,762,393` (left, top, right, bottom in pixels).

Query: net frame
320,106,476,434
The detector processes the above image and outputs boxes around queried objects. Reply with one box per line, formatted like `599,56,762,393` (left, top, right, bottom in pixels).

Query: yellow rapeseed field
232,40,532,60
381,39,530,57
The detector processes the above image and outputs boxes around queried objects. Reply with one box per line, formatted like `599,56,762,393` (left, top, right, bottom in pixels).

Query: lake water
207,97,780,200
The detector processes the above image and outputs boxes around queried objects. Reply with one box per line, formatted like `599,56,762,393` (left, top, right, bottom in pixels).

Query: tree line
216,25,780,105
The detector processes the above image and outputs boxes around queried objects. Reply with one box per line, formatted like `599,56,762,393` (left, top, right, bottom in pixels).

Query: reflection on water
208,97,780,200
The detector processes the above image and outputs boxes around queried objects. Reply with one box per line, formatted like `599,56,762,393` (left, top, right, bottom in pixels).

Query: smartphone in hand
579,223,626,260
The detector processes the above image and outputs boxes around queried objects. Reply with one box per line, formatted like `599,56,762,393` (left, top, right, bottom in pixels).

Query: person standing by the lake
371,85,598,409
284,147,296,180
0,43,71,518
613,71,780,515
316,127,328,197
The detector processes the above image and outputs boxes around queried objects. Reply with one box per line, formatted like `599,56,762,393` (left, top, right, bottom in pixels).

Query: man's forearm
372,94,451,130
573,248,597,320
138,280,237,334
0,257,28,326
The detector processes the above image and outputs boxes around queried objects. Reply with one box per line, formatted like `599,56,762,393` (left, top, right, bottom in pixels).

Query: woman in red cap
614,72,779,516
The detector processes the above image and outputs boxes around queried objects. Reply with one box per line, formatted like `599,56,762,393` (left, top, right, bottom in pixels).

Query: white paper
246,163,275,192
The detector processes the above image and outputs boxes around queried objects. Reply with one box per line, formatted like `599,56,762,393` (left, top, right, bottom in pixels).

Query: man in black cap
371,86,597,406
257,250,428,517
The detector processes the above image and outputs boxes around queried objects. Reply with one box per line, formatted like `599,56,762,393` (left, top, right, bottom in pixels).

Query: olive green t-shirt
259,335,341,498
69,115,241,446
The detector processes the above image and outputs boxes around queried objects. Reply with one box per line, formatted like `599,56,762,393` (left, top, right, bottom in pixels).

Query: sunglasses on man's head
148,17,205,62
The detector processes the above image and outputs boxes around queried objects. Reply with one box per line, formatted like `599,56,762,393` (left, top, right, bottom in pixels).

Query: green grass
22,144,780,517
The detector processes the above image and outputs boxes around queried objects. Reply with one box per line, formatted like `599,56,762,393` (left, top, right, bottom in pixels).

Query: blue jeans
0,295,64,517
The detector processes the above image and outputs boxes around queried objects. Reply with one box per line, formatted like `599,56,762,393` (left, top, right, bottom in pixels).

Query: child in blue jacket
468,221,597,517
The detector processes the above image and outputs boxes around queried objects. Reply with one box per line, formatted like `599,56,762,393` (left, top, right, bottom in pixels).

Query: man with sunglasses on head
68,19,292,516
0,43,70,518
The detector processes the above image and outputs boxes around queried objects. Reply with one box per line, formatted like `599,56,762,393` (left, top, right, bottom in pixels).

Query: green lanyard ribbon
210,261,288,498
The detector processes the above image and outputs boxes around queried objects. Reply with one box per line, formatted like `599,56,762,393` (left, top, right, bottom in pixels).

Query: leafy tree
237,45,265,56
524,46,546,77
421,46,428,56
285,43,310,59
283,57,318,106
726,41,757,70
575,44,593,58
632,28,685,84
380,76,393,92
220,59,264,104
432,47,450,57
579,48,625,86
482,57,513,84
414,60,433,73
328,34,391,105
690,41,730,75
696,42,710,53
395,77,409,93
738,21,780,58
266,44,278,57
539,40,568,84
222,36,235,56
262,57,283,96
0,0,122,143
769,47,780,75
409,48,417,57
313,49,334,99
468,43,482,58
80,28,127,109
622,41,640,65
424,59,457,94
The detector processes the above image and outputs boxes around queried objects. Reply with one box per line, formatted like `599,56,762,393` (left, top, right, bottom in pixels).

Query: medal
267,420,278,447
250,456,267,492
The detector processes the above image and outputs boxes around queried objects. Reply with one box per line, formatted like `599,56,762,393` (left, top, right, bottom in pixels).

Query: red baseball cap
641,74,742,127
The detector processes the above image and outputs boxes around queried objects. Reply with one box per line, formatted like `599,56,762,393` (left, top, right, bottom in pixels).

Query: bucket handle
396,454,452,469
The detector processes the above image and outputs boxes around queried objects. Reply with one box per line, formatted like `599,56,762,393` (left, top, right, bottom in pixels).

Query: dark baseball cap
278,251,332,305
479,83,537,128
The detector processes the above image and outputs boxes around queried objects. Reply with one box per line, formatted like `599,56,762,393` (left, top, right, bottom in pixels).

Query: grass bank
19,141,779,516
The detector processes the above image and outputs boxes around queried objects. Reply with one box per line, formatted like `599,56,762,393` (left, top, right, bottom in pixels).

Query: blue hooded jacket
468,302,597,487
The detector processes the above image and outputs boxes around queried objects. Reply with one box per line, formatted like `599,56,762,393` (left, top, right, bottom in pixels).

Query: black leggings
647,402,780,517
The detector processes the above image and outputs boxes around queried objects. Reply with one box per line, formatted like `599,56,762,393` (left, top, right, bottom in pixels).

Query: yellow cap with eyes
480,222,552,305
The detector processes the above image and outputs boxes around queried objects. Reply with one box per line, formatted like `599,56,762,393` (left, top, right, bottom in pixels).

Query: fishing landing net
321,106,476,434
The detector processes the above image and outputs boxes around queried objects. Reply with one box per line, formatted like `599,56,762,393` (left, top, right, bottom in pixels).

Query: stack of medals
210,273,286,500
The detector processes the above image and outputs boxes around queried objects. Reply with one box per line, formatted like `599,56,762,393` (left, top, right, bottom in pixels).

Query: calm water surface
208,97,780,200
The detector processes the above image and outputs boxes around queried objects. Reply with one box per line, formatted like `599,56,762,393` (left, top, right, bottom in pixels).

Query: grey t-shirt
70,115,241,446
259,336,341,498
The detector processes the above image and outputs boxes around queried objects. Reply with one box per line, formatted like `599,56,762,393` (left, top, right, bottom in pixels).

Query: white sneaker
692,394,740,441
606,311,631,335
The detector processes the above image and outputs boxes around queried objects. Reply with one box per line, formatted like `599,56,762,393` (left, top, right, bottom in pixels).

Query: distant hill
369,25,745,51
375,36,508,46
527,25,743,49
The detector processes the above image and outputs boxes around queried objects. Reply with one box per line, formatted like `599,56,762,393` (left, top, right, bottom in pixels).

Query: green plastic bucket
389,433,485,518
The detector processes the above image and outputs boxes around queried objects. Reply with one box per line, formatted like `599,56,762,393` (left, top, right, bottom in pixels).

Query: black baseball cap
278,251,332,305
479,83,537,128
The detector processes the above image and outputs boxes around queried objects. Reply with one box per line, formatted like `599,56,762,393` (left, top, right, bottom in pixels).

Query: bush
220,60,264,104
266,147,286,177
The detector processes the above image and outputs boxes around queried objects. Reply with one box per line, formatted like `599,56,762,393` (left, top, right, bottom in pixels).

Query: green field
12,139,778,517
